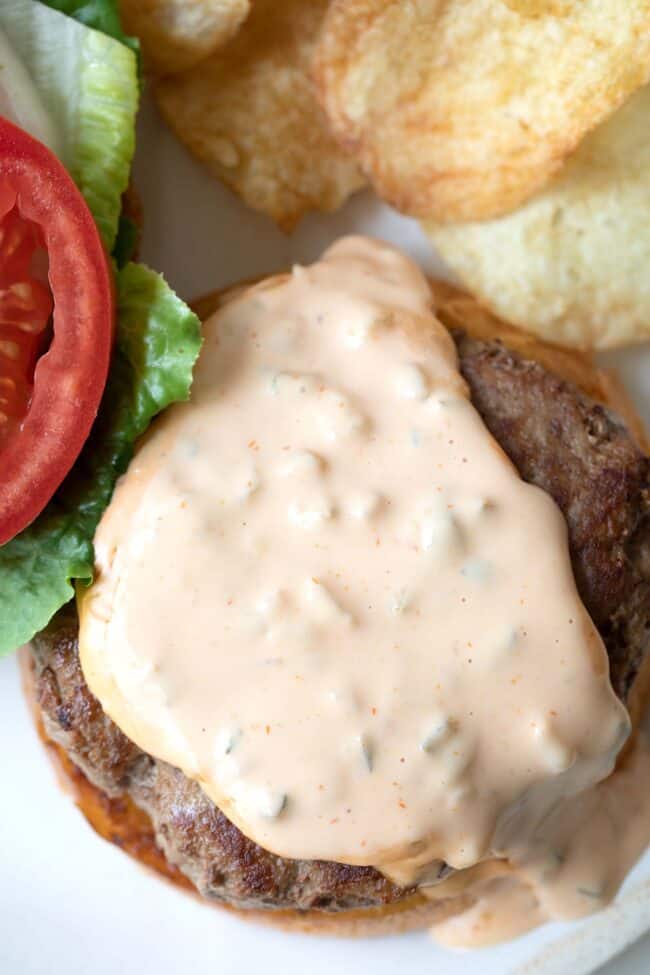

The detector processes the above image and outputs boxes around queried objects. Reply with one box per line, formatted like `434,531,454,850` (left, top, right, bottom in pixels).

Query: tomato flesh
0,206,53,447
0,119,115,545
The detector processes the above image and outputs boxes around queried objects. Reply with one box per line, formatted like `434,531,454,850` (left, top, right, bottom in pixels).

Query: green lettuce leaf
0,0,201,658
0,265,202,656
0,0,138,251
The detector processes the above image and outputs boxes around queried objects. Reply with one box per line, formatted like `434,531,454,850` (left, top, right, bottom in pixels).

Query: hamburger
11,233,650,942
1,2,649,950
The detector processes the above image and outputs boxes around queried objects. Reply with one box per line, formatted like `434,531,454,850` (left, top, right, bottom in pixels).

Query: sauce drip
78,237,635,930
428,733,650,947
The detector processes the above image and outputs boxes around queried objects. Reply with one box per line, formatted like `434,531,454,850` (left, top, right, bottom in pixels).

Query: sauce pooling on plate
79,237,640,939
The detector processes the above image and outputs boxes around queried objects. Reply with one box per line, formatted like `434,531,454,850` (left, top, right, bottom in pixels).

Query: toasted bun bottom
22,283,649,936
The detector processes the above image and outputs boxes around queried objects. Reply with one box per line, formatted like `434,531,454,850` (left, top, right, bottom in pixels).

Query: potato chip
119,0,250,75
314,0,650,223
155,0,365,231
426,85,650,349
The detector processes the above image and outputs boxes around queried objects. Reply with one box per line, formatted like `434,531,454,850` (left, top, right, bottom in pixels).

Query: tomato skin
0,118,115,545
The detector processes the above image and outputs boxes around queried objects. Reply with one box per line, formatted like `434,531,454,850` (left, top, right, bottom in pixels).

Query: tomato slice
0,118,114,545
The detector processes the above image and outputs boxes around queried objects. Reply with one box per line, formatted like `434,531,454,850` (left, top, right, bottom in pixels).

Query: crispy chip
119,0,250,75
426,85,650,349
155,0,365,231
314,0,650,223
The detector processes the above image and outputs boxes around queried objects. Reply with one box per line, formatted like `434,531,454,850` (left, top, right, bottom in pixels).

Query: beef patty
28,329,650,914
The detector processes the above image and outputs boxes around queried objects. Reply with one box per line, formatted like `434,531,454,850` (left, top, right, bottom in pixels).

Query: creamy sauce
78,236,642,942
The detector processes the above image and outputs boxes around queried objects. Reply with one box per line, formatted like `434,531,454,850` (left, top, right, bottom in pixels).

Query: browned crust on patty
432,282,649,450
23,284,650,933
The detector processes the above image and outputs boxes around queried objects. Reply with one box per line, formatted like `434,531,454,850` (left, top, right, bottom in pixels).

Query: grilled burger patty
28,328,650,913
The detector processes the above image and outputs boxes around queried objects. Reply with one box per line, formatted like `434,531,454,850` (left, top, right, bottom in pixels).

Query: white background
0,95,648,974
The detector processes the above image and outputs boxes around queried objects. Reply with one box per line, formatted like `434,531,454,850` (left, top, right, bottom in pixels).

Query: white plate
1,94,649,975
